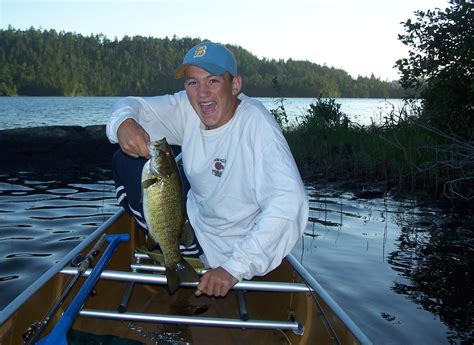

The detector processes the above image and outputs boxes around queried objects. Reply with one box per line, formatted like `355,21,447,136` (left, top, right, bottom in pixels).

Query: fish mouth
148,138,167,154
148,138,174,178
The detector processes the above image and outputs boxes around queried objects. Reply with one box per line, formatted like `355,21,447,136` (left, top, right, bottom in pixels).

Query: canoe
0,208,372,345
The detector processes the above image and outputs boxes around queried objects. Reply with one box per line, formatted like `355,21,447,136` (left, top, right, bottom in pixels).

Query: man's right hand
117,119,151,158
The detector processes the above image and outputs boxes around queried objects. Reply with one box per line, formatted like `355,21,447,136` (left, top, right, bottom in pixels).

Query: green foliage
1,27,405,97
269,77,289,128
395,0,474,140
285,97,357,179
299,97,350,131
285,97,472,200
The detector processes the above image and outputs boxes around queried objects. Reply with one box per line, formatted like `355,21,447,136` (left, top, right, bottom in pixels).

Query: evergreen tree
0,27,405,98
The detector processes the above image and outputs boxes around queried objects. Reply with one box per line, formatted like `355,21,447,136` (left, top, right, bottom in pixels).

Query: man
106,41,308,297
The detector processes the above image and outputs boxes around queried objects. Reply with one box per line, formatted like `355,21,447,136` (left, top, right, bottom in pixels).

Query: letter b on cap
194,45,207,58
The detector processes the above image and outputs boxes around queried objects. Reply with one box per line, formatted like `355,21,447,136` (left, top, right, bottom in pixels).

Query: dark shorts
111,149,203,258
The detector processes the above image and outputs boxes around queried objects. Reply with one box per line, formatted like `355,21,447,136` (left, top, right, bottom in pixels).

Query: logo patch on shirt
212,158,226,177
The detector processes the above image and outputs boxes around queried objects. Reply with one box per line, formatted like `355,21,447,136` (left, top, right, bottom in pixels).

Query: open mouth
200,101,216,114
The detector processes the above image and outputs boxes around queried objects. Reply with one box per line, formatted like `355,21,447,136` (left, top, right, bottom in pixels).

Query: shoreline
0,125,392,200
2,124,469,210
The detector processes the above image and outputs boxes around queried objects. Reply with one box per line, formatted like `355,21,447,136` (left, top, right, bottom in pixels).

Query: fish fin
138,243,165,265
147,251,165,265
166,258,200,294
180,219,194,247
145,235,157,251
141,178,157,189
166,266,180,295
137,244,150,254
140,178,156,205
177,258,200,282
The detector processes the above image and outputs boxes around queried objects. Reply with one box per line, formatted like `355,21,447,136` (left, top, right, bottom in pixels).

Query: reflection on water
388,211,474,343
0,172,472,344
294,185,473,344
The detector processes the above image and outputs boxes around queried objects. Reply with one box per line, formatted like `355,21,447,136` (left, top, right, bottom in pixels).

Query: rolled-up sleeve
106,97,143,143
106,91,191,145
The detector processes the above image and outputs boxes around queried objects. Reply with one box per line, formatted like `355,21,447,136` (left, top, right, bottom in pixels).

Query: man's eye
208,78,220,86
185,80,197,87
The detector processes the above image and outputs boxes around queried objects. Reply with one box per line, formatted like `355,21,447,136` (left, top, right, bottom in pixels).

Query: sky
1,0,449,81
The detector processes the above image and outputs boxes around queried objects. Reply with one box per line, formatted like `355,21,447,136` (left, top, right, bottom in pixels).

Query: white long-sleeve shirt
106,91,308,281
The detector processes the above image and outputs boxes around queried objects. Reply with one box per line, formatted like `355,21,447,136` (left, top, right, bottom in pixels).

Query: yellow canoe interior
0,210,368,345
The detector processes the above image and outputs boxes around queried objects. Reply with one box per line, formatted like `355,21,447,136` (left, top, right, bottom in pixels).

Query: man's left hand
195,267,238,297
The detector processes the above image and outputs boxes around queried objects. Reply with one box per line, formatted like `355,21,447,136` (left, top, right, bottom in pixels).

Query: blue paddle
36,233,130,345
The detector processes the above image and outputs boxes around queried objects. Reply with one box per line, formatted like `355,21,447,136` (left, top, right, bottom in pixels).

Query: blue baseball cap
175,42,237,78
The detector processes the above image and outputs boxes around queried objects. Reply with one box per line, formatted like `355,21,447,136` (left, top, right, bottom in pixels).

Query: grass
279,97,473,202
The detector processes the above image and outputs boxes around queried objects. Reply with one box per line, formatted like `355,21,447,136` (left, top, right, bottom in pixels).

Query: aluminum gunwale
286,254,373,345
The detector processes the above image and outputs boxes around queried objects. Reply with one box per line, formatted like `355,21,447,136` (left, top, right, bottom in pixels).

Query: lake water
0,97,472,344
0,96,410,130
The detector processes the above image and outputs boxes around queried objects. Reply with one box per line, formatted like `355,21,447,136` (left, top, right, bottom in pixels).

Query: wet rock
0,125,119,171
339,181,359,190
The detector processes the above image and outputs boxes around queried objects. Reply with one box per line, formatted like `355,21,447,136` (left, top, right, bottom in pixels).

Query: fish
141,138,199,294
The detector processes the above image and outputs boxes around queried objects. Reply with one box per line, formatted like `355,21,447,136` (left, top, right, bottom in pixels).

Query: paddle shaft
25,234,107,345
36,234,129,345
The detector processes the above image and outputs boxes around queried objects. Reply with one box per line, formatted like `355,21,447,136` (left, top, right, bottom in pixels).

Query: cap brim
175,62,228,79
175,64,187,78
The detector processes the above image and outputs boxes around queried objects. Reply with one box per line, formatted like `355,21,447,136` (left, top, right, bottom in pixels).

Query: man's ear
231,76,242,95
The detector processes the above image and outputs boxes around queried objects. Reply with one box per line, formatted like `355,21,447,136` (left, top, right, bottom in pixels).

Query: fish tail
166,258,200,294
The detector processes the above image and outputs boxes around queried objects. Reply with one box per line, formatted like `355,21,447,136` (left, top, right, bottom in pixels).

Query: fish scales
141,138,199,294
144,162,182,264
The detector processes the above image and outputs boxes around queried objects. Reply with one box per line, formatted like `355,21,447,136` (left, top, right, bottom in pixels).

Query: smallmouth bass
141,138,199,294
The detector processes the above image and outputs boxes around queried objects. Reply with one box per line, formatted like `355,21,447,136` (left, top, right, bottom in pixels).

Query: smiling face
184,65,242,130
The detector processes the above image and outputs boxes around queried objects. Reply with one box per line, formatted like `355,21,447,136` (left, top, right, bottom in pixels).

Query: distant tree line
0,26,406,98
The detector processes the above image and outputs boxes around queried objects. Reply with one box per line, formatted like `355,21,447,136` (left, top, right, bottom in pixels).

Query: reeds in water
281,97,473,202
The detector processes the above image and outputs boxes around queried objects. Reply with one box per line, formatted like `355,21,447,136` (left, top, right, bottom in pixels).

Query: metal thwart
80,309,304,335
60,268,312,293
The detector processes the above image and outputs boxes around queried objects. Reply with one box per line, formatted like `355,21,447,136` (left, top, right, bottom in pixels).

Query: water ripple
0,171,472,344
0,169,119,314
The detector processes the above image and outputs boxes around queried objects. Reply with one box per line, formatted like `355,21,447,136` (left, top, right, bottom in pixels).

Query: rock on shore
0,125,118,171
